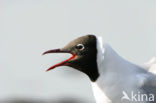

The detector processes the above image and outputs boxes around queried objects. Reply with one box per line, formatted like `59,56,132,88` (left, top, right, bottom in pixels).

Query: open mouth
43,49,76,71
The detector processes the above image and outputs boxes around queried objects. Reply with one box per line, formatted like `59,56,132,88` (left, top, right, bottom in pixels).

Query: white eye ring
76,44,85,50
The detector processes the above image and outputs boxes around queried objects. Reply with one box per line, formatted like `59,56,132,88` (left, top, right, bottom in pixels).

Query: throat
91,82,112,103
84,60,99,82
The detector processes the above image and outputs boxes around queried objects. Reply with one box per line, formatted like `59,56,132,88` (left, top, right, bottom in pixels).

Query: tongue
46,54,76,72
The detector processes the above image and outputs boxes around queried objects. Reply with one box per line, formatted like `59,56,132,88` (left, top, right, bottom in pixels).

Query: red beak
43,49,75,72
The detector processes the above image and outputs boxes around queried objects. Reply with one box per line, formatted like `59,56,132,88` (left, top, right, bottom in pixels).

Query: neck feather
96,36,143,78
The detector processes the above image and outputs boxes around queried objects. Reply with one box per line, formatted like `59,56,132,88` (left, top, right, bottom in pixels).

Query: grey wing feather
141,57,156,97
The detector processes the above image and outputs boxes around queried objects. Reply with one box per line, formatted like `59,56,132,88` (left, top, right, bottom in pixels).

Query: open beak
43,49,75,72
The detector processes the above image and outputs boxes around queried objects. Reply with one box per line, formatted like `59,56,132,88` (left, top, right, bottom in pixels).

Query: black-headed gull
43,35,156,103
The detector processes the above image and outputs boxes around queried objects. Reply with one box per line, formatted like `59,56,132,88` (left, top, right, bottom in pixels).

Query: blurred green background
0,0,156,103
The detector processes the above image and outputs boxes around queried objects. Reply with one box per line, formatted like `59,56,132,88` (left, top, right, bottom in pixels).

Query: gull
43,35,156,103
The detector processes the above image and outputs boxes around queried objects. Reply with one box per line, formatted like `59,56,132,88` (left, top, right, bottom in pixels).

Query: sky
0,0,156,102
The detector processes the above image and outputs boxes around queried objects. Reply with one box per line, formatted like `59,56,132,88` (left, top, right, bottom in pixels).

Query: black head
43,35,99,82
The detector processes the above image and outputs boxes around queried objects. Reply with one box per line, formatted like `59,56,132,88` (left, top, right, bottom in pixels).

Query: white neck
91,37,146,103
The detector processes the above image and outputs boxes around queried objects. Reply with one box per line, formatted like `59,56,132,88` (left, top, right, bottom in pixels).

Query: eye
76,44,85,50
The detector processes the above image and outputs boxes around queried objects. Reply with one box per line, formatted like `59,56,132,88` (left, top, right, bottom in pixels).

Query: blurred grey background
0,0,156,103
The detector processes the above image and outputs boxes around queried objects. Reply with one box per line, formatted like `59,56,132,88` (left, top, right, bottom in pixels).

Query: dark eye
76,44,85,50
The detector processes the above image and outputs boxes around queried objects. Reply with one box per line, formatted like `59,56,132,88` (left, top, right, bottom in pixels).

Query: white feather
91,36,156,103
143,57,156,74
